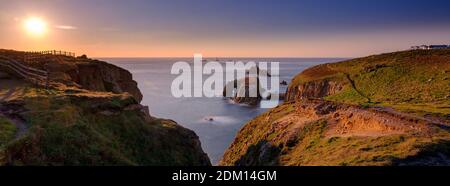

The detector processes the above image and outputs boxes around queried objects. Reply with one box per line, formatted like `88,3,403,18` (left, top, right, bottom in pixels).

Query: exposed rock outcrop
46,58,143,102
223,77,265,106
0,50,142,102
221,49,450,166
285,79,344,102
0,49,210,166
220,99,450,166
0,92,210,166
222,63,275,105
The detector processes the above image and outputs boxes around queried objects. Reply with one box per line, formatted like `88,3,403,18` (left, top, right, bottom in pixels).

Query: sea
103,57,344,165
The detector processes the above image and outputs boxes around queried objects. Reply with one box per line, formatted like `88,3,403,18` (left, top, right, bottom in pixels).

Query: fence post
26,50,75,57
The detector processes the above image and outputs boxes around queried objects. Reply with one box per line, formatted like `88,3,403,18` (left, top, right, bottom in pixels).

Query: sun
24,17,47,36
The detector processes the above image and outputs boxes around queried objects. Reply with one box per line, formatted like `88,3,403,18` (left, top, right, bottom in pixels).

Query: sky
1,0,450,57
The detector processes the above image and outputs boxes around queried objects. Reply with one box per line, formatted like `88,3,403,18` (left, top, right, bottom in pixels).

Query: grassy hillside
0,81,210,166
221,50,450,166
0,117,16,148
289,49,450,119
221,102,450,166
0,49,210,165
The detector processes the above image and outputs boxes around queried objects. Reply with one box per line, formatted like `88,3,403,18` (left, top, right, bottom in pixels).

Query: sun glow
24,17,47,37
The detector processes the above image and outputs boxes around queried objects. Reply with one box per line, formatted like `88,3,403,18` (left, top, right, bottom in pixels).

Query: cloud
55,25,77,30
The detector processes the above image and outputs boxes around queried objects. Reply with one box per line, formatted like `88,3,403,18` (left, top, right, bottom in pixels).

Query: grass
221,50,450,166
220,103,296,165
282,120,440,166
0,117,16,148
289,49,450,117
221,103,450,166
1,87,209,166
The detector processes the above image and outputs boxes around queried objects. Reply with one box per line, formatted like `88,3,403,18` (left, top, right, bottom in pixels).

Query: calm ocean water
102,58,344,164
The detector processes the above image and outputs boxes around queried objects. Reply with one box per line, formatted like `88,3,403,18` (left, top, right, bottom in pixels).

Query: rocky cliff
285,79,344,101
223,77,264,105
221,49,450,166
0,50,210,166
0,50,143,102
222,66,272,106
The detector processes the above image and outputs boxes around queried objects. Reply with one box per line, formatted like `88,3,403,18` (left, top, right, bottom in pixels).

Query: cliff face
221,49,450,166
222,66,273,106
45,57,143,103
0,50,210,166
0,92,210,165
285,79,344,102
286,49,450,112
221,100,450,166
0,50,142,102
223,77,263,105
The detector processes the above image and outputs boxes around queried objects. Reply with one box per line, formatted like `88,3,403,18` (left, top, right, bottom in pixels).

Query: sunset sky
1,0,450,57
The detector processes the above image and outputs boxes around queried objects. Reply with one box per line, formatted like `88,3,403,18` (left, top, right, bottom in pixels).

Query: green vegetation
0,117,16,148
0,86,209,166
221,103,450,166
222,50,450,166
1,49,208,165
290,49,450,118
284,120,449,166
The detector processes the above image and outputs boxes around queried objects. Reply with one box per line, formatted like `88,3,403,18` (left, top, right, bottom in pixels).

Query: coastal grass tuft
0,117,17,148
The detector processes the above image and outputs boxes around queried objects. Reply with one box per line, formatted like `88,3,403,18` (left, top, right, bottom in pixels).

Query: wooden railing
25,50,76,57
0,50,77,88
0,55,49,88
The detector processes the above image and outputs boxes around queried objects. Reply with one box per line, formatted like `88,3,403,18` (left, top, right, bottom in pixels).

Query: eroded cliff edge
0,50,143,102
221,49,450,166
0,50,210,165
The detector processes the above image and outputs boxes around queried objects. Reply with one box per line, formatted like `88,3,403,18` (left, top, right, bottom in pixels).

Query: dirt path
376,106,450,127
0,79,29,139
344,73,372,103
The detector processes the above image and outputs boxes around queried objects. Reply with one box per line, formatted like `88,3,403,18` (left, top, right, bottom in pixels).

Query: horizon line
93,56,354,59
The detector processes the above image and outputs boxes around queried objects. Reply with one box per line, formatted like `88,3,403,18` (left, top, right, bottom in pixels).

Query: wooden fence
25,50,76,57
